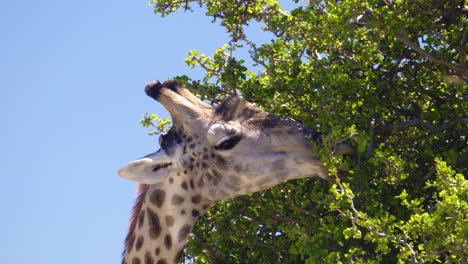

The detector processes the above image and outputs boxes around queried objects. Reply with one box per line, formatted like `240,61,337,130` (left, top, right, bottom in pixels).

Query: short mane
122,184,148,256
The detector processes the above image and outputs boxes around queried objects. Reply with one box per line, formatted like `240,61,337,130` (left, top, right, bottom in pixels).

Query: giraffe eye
214,135,242,151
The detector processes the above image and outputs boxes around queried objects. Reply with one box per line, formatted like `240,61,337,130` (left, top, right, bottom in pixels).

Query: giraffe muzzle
118,149,173,185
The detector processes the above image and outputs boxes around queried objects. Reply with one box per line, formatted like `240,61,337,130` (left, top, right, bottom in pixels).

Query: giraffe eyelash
214,135,242,151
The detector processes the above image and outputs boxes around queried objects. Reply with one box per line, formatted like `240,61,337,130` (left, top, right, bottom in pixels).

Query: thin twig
335,177,420,263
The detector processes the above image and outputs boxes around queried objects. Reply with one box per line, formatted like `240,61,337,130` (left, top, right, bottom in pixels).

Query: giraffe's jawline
152,162,172,172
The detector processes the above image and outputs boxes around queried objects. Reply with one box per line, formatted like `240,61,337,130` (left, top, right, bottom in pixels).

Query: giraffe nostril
152,162,172,172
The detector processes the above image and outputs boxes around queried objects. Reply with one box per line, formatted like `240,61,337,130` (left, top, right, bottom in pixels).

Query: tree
145,0,467,263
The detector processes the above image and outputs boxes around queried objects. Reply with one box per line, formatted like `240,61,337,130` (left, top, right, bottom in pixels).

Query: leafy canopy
144,0,467,263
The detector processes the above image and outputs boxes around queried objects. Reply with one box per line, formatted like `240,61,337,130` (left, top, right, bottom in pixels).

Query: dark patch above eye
159,128,182,151
152,162,172,172
214,135,242,151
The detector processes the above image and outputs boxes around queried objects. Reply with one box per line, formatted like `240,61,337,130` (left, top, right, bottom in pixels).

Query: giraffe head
119,80,327,201
118,80,330,264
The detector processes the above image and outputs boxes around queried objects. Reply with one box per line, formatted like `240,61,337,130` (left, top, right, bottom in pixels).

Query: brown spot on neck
149,189,166,208
165,215,175,227
171,194,185,205
164,234,172,250
135,236,144,252
191,194,201,204
177,224,192,243
146,207,162,239
156,259,167,264
144,252,154,264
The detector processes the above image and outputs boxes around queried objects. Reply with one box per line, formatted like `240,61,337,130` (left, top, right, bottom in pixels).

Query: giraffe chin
118,150,173,185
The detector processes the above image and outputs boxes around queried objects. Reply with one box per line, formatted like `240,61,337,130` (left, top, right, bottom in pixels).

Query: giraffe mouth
152,162,172,172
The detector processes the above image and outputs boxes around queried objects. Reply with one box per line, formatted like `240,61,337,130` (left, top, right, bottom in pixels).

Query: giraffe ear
118,150,172,185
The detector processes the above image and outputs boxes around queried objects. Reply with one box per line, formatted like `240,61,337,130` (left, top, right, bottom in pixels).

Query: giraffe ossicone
119,80,331,264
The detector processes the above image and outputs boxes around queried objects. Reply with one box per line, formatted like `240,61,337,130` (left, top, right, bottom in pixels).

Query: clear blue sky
1,1,295,263
1,1,226,263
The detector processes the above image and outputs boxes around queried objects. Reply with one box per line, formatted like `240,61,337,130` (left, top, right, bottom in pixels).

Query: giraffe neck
123,176,213,264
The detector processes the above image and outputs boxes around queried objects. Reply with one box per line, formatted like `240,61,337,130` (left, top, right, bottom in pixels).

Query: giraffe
118,80,342,264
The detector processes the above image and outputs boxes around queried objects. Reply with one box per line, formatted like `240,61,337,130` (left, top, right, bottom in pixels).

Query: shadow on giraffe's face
119,80,328,201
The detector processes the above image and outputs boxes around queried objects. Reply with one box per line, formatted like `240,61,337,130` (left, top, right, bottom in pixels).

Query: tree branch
395,30,468,82
375,116,467,135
